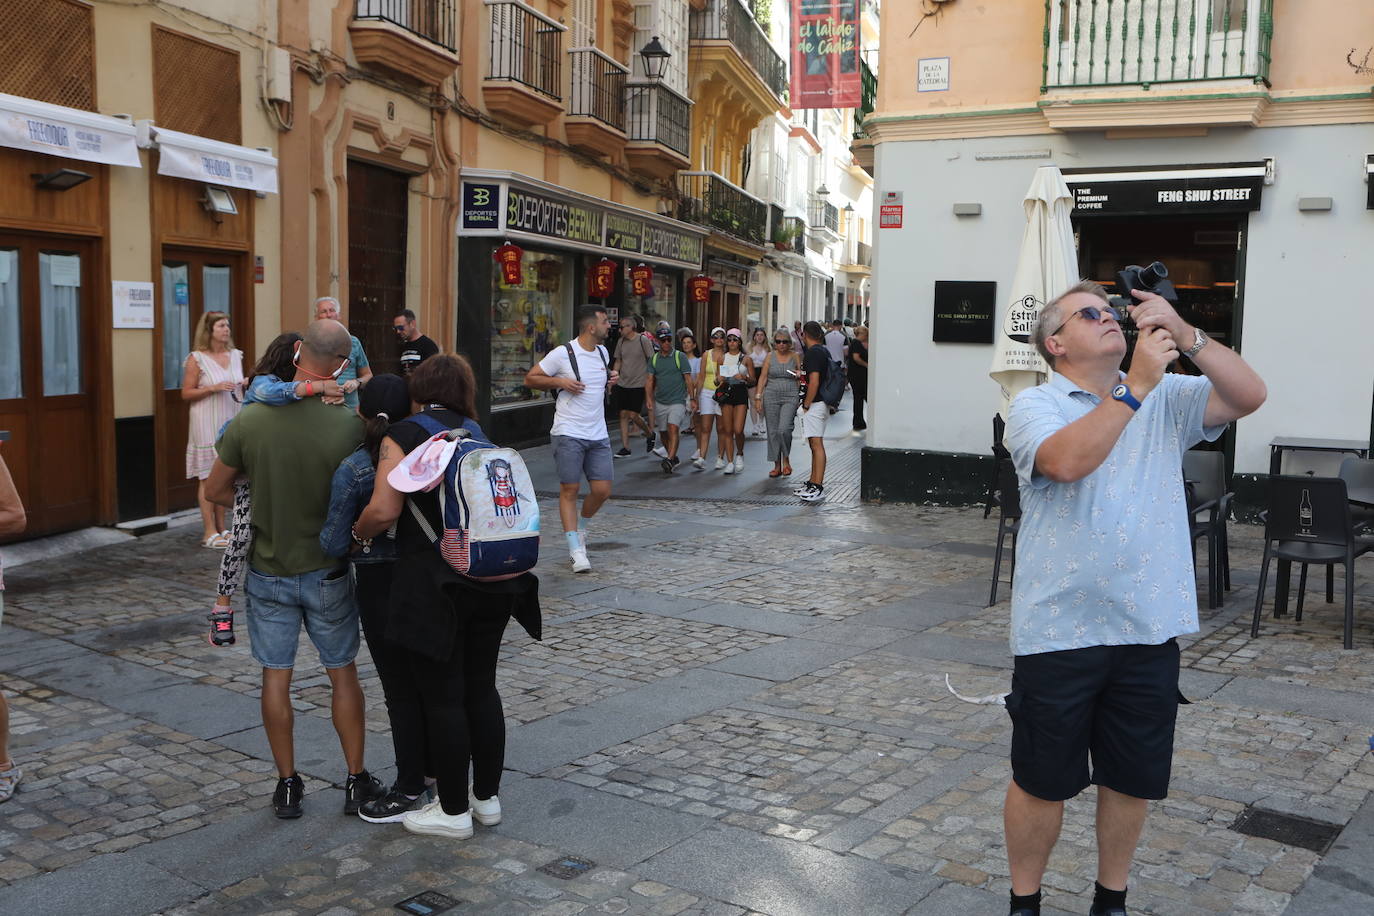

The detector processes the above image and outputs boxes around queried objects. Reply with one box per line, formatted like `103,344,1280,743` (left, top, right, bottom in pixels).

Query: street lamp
640,36,670,81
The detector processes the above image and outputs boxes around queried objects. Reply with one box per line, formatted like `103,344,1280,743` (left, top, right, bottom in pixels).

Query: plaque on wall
933,281,996,344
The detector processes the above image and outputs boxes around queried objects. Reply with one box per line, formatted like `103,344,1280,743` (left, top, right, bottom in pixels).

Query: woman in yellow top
692,327,727,470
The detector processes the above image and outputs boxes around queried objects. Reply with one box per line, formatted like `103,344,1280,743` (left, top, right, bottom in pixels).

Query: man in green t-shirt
644,328,695,474
207,319,382,819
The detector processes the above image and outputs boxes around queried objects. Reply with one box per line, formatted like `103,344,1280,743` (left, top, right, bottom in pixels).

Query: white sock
565,530,581,551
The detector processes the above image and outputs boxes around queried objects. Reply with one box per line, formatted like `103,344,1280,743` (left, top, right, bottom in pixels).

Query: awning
1063,162,1267,216
0,92,140,167
137,122,278,194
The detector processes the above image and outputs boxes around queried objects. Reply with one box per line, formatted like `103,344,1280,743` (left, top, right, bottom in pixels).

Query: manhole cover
538,855,596,880
1230,807,1343,854
395,889,460,914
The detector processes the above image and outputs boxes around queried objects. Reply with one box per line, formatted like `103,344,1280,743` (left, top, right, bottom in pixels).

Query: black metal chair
1290,457,1374,617
987,458,1021,607
1251,476,1374,650
1183,451,1232,609
984,414,1010,519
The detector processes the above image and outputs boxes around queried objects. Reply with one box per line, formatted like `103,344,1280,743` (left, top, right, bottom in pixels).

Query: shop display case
491,250,571,406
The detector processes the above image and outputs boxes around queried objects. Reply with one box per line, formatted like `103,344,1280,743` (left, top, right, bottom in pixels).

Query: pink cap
726,328,742,339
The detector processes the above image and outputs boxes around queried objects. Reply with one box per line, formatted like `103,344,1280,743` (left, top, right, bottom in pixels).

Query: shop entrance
0,233,101,536
1074,212,1247,456
348,160,410,376
157,248,247,513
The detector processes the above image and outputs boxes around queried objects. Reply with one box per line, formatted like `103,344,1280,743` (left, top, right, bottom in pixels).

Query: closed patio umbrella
989,165,1080,413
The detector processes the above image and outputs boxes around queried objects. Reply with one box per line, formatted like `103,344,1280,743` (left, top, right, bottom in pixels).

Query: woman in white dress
746,328,770,438
182,311,244,547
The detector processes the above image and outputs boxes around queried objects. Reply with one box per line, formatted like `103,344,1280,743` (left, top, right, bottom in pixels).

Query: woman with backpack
754,327,802,479
351,354,541,840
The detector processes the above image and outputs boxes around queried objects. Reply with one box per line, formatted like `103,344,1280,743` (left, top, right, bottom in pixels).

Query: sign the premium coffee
1064,163,1266,216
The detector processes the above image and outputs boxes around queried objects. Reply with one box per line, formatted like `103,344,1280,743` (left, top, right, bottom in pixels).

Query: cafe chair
987,458,1022,607
1183,451,1232,609
984,414,1010,519
1250,476,1374,650
1291,457,1374,616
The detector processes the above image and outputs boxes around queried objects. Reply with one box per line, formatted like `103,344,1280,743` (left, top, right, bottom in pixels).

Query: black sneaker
614,447,632,458
645,432,656,454
358,786,426,823
272,773,304,819
1088,908,1126,916
208,606,235,646
343,770,385,815
661,457,674,474
670,456,680,468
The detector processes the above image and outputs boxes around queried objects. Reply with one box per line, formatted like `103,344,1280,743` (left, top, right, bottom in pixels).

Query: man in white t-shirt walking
523,306,619,573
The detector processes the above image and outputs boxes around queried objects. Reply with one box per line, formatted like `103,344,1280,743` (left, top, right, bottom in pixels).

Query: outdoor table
1268,436,1370,476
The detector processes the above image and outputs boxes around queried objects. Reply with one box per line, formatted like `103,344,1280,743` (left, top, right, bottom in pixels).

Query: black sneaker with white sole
645,431,657,454
798,483,826,503
273,773,304,818
359,786,427,823
661,457,674,473
343,770,385,815
614,447,632,458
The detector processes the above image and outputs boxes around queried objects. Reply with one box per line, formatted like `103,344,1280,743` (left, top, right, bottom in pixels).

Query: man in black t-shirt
796,320,830,503
394,309,439,375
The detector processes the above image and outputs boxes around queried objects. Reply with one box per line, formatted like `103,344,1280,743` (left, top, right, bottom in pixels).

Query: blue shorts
244,565,360,669
551,435,613,485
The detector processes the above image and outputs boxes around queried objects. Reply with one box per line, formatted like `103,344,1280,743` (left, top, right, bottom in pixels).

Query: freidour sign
1064,162,1266,216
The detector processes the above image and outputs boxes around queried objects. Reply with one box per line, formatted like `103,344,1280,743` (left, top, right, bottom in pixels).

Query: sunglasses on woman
1051,304,1122,336
774,339,790,345
711,333,725,339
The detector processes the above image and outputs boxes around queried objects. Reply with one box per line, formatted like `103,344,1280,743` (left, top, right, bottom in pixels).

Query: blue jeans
244,565,359,669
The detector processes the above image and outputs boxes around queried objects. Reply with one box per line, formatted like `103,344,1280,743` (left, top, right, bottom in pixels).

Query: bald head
299,319,351,375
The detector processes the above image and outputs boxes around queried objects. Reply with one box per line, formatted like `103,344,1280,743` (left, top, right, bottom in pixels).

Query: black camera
1112,261,1178,309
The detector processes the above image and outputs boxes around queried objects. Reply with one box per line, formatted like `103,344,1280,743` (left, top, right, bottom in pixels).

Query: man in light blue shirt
1001,280,1266,916
315,297,373,410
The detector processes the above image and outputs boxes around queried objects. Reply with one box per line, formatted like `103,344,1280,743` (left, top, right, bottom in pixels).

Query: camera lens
1139,261,1168,288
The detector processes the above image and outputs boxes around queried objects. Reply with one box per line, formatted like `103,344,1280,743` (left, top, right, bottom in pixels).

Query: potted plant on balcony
772,221,800,251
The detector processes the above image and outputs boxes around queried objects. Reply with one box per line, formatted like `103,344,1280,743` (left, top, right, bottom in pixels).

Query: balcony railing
808,196,839,233
487,0,563,99
856,240,872,267
1043,0,1274,89
677,171,768,245
355,0,457,51
783,215,806,255
854,56,877,139
690,0,788,103
625,82,692,157
569,48,627,130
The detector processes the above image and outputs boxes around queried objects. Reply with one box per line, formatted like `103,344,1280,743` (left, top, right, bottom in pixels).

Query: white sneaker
723,462,735,475
715,457,726,470
734,457,744,472
692,456,705,469
469,790,502,826
653,445,669,459
570,548,591,573
798,483,825,503
403,800,473,838
792,481,813,495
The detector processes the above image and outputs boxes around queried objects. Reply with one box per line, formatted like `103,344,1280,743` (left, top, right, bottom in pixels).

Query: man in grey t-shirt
611,315,656,458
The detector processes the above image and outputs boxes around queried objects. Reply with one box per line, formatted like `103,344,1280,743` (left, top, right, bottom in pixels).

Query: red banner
790,0,860,110
629,263,654,297
688,274,713,303
587,258,616,298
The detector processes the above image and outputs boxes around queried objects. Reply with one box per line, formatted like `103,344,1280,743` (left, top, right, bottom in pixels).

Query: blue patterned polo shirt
1005,371,1224,656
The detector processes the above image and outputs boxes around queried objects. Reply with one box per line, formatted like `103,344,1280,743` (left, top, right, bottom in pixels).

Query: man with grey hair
1001,280,1266,916
206,318,383,820
314,296,373,410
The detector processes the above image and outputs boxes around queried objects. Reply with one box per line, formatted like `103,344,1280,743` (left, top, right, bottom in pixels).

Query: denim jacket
216,375,301,441
320,447,396,564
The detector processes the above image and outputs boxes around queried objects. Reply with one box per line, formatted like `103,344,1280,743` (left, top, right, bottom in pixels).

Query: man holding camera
1002,280,1265,916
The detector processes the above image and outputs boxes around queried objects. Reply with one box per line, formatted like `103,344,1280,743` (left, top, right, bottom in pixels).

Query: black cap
654,328,673,340
359,373,410,420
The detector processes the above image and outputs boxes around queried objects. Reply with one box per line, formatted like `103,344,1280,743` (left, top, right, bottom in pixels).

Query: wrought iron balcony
486,0,563,100
856,240,872,267
569,48,627,130
689,0,788,103
808,196,839,234
626,82,691,157
854,57,877,140
677,171,768,246
354,0,457,51
1043,0,1274,90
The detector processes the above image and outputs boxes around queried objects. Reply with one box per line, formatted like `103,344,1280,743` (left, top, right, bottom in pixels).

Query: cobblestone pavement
2,450,1374,914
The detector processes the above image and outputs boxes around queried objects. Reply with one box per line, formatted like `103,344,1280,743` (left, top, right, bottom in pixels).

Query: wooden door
347,160,410,376
0,234,100,537
157,248,245,512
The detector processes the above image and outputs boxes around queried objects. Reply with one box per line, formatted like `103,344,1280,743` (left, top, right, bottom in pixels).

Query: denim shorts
551,435,613,485
244,565,360,670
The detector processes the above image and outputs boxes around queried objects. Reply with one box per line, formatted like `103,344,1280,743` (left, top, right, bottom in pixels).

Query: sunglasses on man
1050,304,1122,337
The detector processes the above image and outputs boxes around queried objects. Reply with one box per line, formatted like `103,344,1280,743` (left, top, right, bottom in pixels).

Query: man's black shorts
1006,639,1183,802
612,385,645,413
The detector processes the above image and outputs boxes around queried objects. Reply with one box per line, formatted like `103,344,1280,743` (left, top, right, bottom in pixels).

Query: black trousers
850,372,868,429
355,563,428,795
400,603,511,814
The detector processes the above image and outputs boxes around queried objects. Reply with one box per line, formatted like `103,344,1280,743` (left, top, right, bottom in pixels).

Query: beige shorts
801,401,829,439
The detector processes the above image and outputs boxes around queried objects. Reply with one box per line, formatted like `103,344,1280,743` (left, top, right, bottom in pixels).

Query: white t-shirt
824,330,848,364
538,341,611,440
